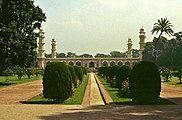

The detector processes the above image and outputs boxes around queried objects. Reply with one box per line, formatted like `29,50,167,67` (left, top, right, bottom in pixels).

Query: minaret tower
38,28,45,69
139,26,146,61
51,37,56,58
127,37,132,58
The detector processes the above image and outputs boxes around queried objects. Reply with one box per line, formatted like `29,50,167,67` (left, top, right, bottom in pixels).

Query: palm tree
151,18,174,63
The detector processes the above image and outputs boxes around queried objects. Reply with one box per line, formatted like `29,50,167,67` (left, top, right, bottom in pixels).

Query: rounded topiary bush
129,61,161,104
74,66,83,83
116,65,131,97
43,62,72,102
68,65,76,87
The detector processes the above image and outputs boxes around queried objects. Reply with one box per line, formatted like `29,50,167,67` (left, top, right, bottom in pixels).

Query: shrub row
1,66,43,81
99,61,161,104
43,62,87,102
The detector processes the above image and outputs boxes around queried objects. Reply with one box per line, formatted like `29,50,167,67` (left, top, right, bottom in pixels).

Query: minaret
51,37,56,58
139,26,146,61
38,28,45,69
127,37,132,58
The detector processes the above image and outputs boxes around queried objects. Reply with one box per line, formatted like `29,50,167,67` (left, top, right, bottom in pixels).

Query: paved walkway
0,80,42,104
90,73,105,105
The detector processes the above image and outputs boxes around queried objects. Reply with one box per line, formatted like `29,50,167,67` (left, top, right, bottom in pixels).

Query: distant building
37,27,146,70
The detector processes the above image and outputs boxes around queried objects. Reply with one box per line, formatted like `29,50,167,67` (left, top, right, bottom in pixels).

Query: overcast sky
34,0,182,55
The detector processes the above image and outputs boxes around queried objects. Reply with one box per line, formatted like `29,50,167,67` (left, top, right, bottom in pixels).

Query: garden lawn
25,75,88,104
98,76,174,105
0,75,42,88
162,76,182,87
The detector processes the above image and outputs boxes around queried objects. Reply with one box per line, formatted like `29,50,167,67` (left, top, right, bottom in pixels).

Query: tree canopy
151,18,174,62
0,0,46,73
143,31,182,69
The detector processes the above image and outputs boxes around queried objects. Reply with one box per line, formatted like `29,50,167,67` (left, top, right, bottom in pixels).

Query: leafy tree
132,49,139,58
67,52,76,58
78,53,93,58
13,65,25,80
45,53,51,58
173,69,182,84
2,68,13,82
25,68,35,79
151,18,173,63
161,68,172,82
56,53,66,58
94,53,110,58
142,42,155,62
110,51,123,58
0,0,46,73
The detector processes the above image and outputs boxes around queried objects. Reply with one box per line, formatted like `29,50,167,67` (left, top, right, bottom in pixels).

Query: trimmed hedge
43,62,72,102
129,61,161,104
116,65,131,97
68,65,76,87
74,66,83,82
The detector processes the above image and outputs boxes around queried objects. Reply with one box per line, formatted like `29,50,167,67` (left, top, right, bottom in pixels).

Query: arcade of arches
45,58,139,68
37,27,146,69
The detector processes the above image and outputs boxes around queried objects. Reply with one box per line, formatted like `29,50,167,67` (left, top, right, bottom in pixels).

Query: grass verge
98,75,174,105
24,75,88,104
0,75,42,88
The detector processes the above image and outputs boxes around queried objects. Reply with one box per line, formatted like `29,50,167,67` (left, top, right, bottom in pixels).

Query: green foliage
35,68,44,77
116,65,131,97
68,65,76,87
81,66,88,75
74,66,83,83
129,61,161,104
151,18,173,62
25,68,35,79
161,68,172,82
173,69,182,84
108,65,119,87
2,68,13,82
110,51,127,58
13,65,25,80
43,62,72,102
0,0,46,72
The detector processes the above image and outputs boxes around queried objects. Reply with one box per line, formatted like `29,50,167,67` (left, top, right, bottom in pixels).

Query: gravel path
0,80,42,104
0,104,181,120
161,84,182,105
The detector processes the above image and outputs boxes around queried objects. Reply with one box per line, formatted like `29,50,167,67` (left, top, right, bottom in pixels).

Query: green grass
25,75,88,104
161,76,182,87
0,75,42,88
98,76,174,105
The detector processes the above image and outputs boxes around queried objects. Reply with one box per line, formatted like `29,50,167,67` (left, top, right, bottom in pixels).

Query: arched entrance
69,61,74,66
76,61,81,66
125,61,130,66
89,62,95,68
103,61,108,66
110,61,115,66
118,61,123,66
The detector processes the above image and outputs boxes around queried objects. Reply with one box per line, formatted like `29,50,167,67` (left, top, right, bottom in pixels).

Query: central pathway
89,72,105,105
